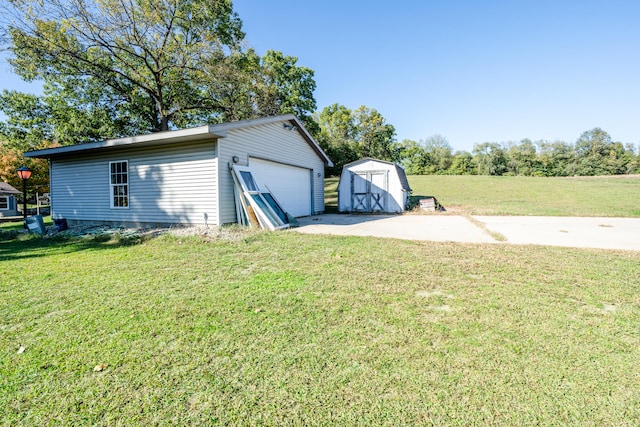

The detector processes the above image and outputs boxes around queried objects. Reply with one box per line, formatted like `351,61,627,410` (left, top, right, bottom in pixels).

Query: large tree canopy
574,128,628,175
0,0,318,148
3,0,245,133
314,104,399,175
208,49,317,132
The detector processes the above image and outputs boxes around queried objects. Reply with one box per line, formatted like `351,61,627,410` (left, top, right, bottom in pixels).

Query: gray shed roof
343,157,412,191
24,115,333,166
0,182,21,195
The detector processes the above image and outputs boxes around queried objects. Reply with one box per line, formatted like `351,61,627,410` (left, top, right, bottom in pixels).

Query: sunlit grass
0,216,52,231
2,231,639,425
408,174,640,216
324,177,339,212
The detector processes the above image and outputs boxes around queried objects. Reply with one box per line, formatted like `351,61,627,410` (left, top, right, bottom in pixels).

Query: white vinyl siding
39,117,329,227
217,122,325,224
50,140,218,225
338,159,409,213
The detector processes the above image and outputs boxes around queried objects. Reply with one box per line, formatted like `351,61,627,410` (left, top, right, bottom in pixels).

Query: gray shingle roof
393,164,412,192
0,182,21,194
343,157,411,191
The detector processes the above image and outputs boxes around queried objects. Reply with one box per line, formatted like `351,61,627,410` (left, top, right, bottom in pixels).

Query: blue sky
2,0,639,152
234,0,640,151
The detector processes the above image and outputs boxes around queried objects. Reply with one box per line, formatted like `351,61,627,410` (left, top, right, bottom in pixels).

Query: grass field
2,230,640,425
407,175,640,217
326,174,640,217
2,175,640,425
0,216,52,231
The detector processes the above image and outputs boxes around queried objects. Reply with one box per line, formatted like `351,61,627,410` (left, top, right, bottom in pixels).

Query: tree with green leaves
3,0,245,133
0,85,135,151
399,135,452,175
506,139,539,176
314,104,359,175
473,142,508,176
537,140,576,177
314,104,399,175
1,0,319,149
353,106,399,161
422,134,453,173
574,128,629,176
622,143,640,174
257,50,317,132
399,139,430,175
449,151,476,175
200,48,317,131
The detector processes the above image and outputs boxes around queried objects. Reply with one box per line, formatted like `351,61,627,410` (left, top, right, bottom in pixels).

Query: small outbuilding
24,115,332,227
0,182,21,218
338,158,412,213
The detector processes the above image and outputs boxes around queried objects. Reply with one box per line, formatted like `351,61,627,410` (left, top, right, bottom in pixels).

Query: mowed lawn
407,174,640,217
2,175,640,425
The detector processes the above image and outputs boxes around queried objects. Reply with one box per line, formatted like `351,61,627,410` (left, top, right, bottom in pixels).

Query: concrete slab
475,216,640,251
295,214,495,243
294,214,640,251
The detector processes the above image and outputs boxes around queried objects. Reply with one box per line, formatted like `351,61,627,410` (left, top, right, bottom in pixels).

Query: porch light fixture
16,166,32,225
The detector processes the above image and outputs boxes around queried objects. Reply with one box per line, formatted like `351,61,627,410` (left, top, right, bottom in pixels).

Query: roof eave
23,114,333,167
24,126,226,159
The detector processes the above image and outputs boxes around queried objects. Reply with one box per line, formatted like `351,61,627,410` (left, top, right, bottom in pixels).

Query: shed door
351,170,387,212
249,158,312,217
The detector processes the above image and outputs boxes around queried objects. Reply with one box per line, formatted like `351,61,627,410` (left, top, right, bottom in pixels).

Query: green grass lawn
0,216,52,231
408,174,640,217
324,177,339,212
2,231,640,425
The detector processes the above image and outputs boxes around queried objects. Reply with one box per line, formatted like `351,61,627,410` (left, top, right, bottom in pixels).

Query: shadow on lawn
0,232,146,262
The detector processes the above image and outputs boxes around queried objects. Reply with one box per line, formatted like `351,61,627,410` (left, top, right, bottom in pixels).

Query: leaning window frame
109,160,129,209
231,165,289,230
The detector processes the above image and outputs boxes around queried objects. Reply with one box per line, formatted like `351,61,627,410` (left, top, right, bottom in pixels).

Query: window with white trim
110,161,129,208
0,196,8,210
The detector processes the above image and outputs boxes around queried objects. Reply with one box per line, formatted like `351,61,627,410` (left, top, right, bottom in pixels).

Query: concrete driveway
294,214,640,251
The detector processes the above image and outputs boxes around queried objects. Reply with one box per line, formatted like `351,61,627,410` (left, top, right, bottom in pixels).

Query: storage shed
24,115,332,227
0,182,21,218
338,158,412,213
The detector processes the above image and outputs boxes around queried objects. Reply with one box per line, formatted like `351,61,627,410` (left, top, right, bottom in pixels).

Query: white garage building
338,158,412,213
25,115,332,227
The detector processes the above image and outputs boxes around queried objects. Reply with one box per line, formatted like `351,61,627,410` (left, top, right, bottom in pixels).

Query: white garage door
249,158,312,217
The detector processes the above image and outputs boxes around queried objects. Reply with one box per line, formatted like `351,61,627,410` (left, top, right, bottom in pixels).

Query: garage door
249,158,311,217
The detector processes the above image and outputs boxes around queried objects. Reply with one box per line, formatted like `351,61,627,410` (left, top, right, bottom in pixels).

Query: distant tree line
313,104,640,177
398,127,639,177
